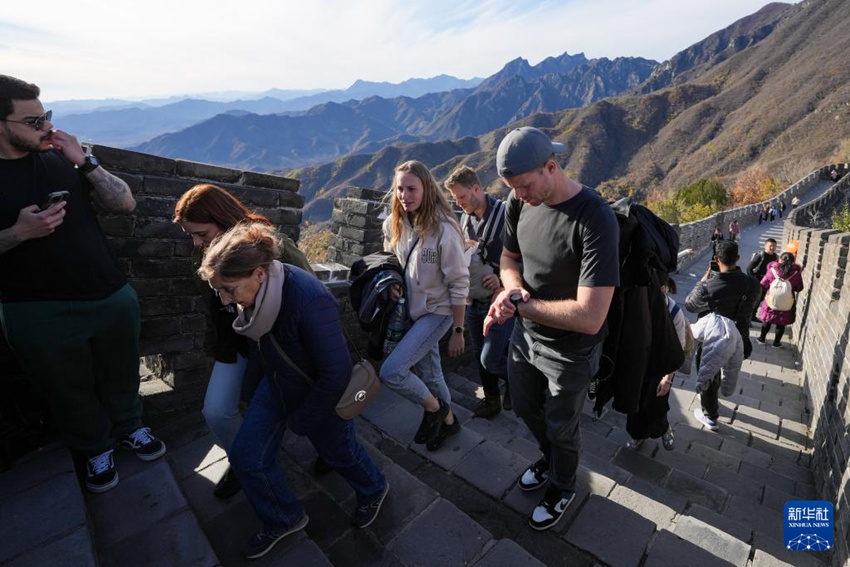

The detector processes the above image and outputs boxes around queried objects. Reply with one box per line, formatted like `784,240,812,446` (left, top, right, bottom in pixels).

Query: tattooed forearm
87,168,136,213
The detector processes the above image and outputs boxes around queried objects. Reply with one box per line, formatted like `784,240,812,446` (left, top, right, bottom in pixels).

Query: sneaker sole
356,481,390,529
86,471,119,493
245,514,309,559
528,492,575,531
125,442,167,462
518,477,548,492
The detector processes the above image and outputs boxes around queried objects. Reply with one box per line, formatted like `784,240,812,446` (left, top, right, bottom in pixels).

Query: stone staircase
1,320,833,566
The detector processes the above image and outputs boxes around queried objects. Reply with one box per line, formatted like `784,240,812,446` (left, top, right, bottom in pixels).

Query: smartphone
710,261,720,273
40,191,69,211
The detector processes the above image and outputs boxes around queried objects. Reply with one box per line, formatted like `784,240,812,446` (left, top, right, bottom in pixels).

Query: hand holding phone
40,191,69,211
710,261,720,272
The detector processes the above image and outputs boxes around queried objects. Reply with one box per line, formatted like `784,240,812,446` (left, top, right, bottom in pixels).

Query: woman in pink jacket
756,252,803,348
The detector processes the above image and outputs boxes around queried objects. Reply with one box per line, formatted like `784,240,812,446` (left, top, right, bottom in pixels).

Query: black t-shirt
0,151,127,302
504,186,620,350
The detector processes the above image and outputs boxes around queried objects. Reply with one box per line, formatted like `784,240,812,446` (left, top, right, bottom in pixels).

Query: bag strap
268,333,313,384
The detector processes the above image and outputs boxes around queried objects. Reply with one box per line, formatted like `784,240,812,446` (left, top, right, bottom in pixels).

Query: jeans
203,355,247,454
508,324,601,492
0,284,142,454
466,299,514,397
230,377,386,532
379,313,452,404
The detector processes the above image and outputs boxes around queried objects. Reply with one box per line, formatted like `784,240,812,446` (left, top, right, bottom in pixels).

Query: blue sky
1,0,782,101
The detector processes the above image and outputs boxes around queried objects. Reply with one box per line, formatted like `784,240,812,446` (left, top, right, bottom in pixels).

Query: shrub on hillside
833,203,850,233
298,222,335,263
730,165,780,206
597,178,635,201
773,157,820,186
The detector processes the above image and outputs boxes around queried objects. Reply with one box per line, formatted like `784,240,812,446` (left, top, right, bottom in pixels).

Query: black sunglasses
0,110,53,131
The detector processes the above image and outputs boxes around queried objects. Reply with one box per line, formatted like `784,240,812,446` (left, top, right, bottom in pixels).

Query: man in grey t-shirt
484,127,619,531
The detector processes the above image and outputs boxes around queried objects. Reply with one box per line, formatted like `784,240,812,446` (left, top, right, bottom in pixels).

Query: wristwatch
79,154,100,174
453,325,464,335
509,292,523,315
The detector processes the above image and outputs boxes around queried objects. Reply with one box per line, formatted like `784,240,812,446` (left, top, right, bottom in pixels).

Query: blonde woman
381,160,469,451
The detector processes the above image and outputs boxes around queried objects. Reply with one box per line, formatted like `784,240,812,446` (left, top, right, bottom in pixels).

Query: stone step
0,443,97,566
424,364,828,567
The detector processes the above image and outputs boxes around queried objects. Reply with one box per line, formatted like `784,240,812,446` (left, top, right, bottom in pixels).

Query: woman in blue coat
198,222,387,560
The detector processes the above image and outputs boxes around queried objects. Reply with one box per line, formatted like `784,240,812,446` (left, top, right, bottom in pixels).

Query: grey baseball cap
496,127,567,178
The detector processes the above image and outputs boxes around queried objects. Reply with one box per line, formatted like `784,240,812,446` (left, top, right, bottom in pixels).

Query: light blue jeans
202,355,247,453
379,313,452,404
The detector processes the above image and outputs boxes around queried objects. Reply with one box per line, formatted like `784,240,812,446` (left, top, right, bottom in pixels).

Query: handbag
268,332,381,420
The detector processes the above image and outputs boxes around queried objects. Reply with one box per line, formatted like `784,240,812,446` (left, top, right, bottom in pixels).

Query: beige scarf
232,260,285,341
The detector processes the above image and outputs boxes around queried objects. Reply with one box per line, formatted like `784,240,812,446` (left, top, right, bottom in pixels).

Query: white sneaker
626,437,644,450
693,408,719,431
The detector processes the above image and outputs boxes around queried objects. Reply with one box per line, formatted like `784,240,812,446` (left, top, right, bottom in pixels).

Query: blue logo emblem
784,501,833,551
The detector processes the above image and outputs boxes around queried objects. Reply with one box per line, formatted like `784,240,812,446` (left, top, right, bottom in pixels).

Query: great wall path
1,179,837,567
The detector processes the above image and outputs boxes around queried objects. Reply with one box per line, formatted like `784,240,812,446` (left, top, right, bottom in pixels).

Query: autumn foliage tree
730,165,781,206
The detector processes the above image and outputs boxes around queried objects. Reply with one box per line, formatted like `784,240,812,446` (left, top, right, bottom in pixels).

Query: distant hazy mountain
133,53,656,170
51,76,480,147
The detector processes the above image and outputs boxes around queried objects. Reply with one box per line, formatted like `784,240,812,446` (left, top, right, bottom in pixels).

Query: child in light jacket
692,312,743,397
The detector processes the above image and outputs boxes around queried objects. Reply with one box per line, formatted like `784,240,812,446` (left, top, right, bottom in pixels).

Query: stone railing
91,146,304,396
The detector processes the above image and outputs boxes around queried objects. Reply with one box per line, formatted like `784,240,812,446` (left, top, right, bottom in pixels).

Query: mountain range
133,53,657,171
286,0,850,222
52,75,481,147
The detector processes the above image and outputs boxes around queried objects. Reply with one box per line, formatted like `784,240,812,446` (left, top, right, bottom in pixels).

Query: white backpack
766,268,794,312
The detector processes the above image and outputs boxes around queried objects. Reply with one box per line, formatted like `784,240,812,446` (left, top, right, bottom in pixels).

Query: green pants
0,284,143,455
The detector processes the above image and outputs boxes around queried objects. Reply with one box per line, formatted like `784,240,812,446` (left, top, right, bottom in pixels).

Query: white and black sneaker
85,449,119,493
120,426,166,461
518,457,549,491
529,485,575,531
693,408,719,432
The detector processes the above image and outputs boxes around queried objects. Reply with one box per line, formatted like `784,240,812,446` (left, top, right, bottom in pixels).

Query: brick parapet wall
779,172,850,566
91,145,304,392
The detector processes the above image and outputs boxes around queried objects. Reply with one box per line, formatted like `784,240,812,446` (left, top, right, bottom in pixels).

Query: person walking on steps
485,127,619,531
174,183,315,499
444,165,513,418
380,160,469,452
755,251,803,349
685,240,760,432
746,238,778,322
198,222,388,559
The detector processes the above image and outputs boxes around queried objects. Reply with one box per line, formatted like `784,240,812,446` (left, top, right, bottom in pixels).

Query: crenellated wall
90,145,305,396
779,170,850,566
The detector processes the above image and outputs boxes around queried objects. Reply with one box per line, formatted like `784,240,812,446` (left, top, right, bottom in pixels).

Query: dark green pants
0,284,143,455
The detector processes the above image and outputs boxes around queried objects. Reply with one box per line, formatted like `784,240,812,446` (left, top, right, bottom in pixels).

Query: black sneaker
529,485,575,531
243,514,309,559
85,449,119,493
353,482,390,528
213,464,241,499
518,457,549,491
426,418,461,451
473,396,501,418
414,399,449,445
120,426,166,461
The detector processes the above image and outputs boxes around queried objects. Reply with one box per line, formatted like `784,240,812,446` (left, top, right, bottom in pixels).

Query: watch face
453,326,464,334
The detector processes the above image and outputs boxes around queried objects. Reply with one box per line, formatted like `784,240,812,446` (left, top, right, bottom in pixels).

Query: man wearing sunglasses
0,75,165,493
